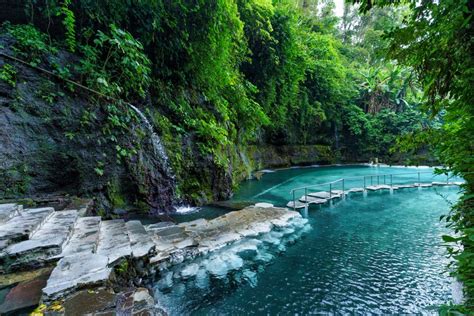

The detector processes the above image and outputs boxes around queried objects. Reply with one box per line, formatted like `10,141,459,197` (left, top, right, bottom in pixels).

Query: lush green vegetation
350,0,473,312
2,0,431,162
0,0,436,207
1,1,471,309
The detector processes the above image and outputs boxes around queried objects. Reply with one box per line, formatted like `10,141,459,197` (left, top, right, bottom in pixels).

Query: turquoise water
157,165,461,314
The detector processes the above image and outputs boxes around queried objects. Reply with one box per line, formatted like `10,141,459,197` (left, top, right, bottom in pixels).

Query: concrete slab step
298,195,327,204
0,207,54,249
414,182,433,187
42,253,111,301
307,191,341,199
347,187,364,193
2,210,78,271
365,185,392,191
395,184,416,189
96,220,132,266
125,220,155,258
60,217,101,257
0,204,21,224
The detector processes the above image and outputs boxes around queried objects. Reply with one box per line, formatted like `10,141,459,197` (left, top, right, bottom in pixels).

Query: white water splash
259,169,275,173
174,206,200,214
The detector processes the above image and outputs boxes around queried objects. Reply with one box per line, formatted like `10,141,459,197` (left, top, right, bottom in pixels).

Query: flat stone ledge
42,253,111,301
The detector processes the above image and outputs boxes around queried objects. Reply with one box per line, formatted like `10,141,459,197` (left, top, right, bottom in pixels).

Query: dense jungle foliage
1,0,431,165
0,0,472,311
0,0,435,208
350,0,474,312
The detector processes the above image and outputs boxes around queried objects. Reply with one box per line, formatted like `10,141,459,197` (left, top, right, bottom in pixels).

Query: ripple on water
154,186,459,315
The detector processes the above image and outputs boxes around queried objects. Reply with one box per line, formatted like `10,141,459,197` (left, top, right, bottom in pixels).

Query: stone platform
0,204,301,304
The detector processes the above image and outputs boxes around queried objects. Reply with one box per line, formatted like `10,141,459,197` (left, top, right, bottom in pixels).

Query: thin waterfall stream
128,104,173,176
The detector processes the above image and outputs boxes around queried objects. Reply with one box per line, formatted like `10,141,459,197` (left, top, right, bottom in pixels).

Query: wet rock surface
0,267,50,314
0,202,302,314
60,287,164,316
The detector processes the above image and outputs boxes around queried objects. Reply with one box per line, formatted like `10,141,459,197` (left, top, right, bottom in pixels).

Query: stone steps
0,207,54,251
0,204,22,224
42,253,112,301
1,210,78,272
59,217,101,257
0,203,303,302
126,220,155,258
43,219,154,299
96,219,132,266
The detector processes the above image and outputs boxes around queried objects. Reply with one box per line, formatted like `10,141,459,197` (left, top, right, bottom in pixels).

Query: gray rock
254,202,274,208
146,222,175,231
126,220,155,258
42,253,111,300
2,210,78,272
0,207,54,249
153,226,185,237
0,268,49,314
96,219,132,265
180,263,199,279
0,204,20,224
60,216,101,257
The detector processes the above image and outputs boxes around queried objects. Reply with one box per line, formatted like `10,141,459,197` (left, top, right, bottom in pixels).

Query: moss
106,178,127,209
314,145,335,164
0,63,17,87
0,163,32,199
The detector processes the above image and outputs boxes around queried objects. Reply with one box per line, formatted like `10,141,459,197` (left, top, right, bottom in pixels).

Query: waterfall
128,104,173,177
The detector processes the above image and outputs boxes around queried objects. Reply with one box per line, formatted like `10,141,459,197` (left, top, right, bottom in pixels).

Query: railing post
447,173,449,184
329,183,332,199
377,175,380,185
305,187,308,205
383,175,386,184
390,174,393,187
363,176,366,189
418,172,420,184
342,179,345,199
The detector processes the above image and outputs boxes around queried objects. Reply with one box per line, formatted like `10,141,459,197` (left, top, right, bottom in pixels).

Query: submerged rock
181,263,199,279
242,270,258,288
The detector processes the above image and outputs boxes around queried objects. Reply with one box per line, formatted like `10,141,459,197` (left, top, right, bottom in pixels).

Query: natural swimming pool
157,165,462,314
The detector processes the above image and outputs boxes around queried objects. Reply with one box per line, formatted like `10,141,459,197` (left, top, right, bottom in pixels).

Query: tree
350,0,474,311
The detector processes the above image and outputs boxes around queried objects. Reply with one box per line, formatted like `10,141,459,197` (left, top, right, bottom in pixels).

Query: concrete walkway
287,181,464,209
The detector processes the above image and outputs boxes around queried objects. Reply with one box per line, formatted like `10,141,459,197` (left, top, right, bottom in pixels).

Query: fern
60,0,76,52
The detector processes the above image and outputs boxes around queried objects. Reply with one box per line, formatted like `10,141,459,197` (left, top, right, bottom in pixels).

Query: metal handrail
289,171,449,211
289,171,435,193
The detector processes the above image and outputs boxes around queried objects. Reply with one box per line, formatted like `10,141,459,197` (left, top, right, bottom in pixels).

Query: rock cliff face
0,34,176,214
0,34,336,214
